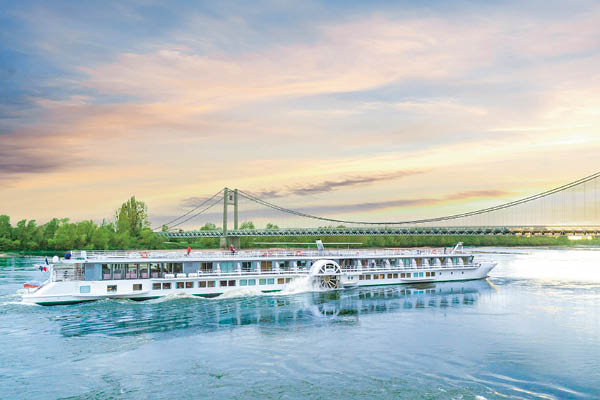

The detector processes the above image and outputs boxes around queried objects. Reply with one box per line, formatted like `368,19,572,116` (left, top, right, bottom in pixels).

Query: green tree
200,223,218,231
240,221,255,230
115,196,149,237
0,215,12,239
265,223,279,230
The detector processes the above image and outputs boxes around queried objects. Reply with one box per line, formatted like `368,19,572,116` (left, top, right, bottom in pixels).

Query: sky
1,0,599,228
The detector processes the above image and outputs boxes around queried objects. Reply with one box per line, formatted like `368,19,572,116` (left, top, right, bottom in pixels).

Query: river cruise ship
21,242,496,306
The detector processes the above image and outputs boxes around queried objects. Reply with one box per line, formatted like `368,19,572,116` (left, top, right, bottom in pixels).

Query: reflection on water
56,280,492,337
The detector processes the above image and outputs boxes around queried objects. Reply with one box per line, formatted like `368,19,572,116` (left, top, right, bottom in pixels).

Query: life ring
295,250,302,256
140,251,148,258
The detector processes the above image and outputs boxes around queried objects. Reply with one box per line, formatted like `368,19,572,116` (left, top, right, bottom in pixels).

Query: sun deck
67,247,466,262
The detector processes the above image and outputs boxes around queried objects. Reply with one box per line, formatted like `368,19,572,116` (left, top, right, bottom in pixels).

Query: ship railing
69,248,467,260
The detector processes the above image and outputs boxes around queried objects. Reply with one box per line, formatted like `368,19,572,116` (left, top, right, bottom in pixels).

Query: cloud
444,190,508,201
0,144,78,181
289,170,426,196
246,189,285,199
248,170,427,198
297,189,510,216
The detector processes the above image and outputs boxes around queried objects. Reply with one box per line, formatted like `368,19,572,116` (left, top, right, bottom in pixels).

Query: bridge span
156,172,600,242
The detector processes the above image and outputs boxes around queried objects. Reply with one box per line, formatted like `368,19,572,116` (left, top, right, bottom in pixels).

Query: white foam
214,287,265,299
146,292,200,303
3,300,40,307
274,275,323,296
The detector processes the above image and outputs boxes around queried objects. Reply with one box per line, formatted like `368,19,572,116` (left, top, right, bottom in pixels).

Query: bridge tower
221,188,240,248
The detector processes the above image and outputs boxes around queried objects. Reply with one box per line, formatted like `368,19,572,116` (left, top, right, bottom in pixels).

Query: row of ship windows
94,278,296,293
359,271,437,280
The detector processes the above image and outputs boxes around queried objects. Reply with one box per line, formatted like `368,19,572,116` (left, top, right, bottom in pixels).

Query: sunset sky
1,1,599,228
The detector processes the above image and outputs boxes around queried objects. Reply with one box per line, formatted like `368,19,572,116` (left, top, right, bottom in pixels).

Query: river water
0,248,599,399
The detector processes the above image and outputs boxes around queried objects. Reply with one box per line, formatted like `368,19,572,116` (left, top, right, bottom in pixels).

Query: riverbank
5,234,600,254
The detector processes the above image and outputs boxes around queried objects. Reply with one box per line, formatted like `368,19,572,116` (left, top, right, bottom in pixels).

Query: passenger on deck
186,246,191,256
229,244,236,254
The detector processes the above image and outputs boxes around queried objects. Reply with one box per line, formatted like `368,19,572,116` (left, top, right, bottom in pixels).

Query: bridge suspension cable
153,189,224,231
237,171,600,226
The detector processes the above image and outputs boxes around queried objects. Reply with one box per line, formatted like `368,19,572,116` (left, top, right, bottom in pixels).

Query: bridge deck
159,226,600,238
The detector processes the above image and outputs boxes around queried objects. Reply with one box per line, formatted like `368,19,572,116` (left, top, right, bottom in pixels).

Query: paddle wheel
309,260,342,290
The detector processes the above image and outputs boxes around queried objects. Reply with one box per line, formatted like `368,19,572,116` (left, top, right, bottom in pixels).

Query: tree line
0,197,162,251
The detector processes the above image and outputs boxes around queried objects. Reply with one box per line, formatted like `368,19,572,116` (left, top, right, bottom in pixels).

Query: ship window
220,280,228,287
207,281,215,287
176,282,184,289
285,278,292,283
113,265,125,280
248,279,256,285
133,284,142,291
387,274,393,279
359,275,364,280
150,263,160,278
267,278,274,285
102,264,111,280
365,274,371,280
221,262,235,273
200,262,213,272
228,280,236,286
426,272,431,277
431,272,435,276
277,278,285,284
162,282,171,289
241,262,252,272
240,279,247,286
80,285,90,294
186,282,193,288
126,264,138,279
379,274,385,279
400,273,405,278
393,273,398,278
153,283,161,290
259,279,266,285
199,281,207,288
419,272,424,277
260,261,272,272
107,285,117,293
171,263,183,274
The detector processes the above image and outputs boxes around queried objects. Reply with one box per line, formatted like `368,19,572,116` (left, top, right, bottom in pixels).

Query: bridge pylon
221,188,240,248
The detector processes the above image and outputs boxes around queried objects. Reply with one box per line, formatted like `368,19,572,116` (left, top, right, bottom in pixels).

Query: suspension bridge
156,172,600,245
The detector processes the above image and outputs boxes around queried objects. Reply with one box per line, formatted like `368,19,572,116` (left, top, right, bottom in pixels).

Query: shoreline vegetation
1,197,598,252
